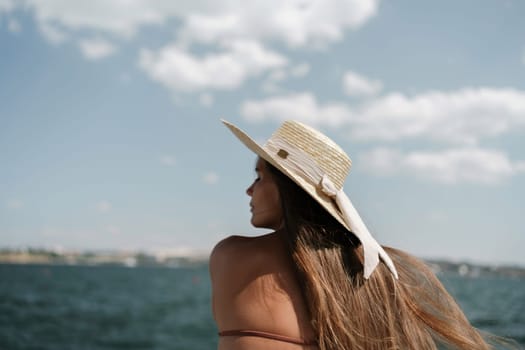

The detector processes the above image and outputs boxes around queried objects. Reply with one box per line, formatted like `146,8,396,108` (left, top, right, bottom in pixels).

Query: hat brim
221,119,350,232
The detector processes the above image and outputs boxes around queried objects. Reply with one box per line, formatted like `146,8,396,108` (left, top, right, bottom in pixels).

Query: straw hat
222,119,351,231
221,119,398,279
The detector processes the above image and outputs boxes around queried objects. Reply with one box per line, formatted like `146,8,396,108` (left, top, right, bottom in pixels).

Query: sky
1,0,524,266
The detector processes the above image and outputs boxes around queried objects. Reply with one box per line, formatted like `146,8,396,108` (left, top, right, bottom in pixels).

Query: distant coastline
1,248,524,278
0,247,209,269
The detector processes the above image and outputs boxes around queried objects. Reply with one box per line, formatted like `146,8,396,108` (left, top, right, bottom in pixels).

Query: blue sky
1,0,524,265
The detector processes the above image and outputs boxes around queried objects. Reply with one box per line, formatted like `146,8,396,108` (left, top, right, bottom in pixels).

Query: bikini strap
219,329,317,346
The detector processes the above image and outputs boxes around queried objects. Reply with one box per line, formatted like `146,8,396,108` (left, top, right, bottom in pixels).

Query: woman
210,119,503,350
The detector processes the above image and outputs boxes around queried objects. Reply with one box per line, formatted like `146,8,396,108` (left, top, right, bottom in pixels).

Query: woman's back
210,232,318,350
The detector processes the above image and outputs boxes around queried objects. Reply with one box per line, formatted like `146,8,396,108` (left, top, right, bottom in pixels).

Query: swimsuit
218,329,317,346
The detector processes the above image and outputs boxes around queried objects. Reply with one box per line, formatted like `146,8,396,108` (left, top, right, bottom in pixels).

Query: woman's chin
251,219,280,231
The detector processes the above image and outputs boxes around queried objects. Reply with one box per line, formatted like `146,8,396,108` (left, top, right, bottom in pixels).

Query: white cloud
227,39,287,73
241,92,352,126
179,12,240,45
351,88,525,144
78,38,116,60
242,88,525,145
359,147,525,185
24,0,165,38
96,200,112,213
7,18,21,32
139,40,287,92
342,70,382,97
7,199,23,209
178,0,379,48
261,63,310,93
10,0,377,48
4,0,377,93
159,155,176,166
38,22,68,44
203,172,219,185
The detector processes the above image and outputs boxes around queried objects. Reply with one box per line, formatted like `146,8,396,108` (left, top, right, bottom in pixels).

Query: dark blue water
440,274,525,348
0,264,216,350
0,264,523,350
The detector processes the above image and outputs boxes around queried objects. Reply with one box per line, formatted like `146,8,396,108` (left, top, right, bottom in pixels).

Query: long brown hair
266,160,507,350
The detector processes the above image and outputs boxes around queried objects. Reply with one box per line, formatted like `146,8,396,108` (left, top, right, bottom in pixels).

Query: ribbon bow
320,175,398,279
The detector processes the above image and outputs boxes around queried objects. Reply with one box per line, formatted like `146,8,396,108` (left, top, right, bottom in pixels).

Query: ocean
0,264,523,350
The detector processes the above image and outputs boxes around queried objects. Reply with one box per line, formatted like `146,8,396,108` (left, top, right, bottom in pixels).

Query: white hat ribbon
266,136,398,279
320,175,398,279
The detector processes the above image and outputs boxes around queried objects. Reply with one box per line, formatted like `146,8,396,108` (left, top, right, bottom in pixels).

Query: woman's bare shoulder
210,235,251,265
211,235,267,269
209,233,278,282
212,234,251,251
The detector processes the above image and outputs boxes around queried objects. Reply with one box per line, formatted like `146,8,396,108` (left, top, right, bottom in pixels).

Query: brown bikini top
219,329,317,346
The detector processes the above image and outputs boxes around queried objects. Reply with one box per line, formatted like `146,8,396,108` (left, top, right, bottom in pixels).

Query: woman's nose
246,182,254,196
